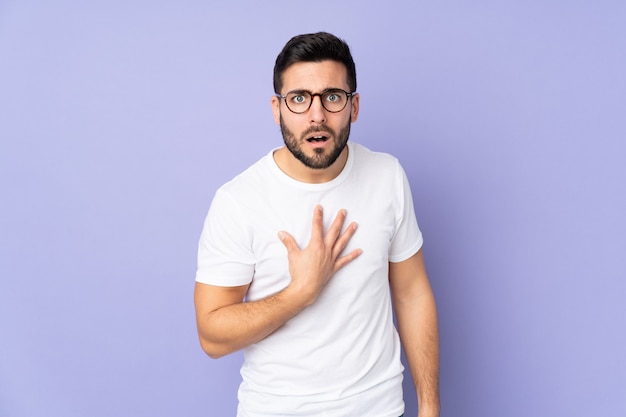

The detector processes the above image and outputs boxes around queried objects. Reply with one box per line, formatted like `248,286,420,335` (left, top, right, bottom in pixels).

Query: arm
194,282,300,358
389,249,440,417
194,205,361,359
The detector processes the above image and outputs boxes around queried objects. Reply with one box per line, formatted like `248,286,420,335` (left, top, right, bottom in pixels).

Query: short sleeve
195,189,256,286
388,163,423,263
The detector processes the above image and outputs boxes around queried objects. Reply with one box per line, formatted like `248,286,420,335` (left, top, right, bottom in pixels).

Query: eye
288,93,310,105
324,90,345,103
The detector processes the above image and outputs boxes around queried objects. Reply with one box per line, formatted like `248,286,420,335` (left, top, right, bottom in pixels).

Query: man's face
271,60,359,170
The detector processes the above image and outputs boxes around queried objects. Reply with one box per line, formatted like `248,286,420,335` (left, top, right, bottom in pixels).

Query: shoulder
350,142,405,180
351,142,402,168
217,151,275,198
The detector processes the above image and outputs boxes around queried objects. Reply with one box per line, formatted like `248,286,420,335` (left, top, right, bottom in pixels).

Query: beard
279,114,351,170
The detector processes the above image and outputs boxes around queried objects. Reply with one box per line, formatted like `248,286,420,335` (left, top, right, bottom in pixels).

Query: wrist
417,403,440,417
284,279,320,308
280,282,315,312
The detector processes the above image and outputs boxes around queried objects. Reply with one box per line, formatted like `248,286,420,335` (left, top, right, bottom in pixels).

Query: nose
308,95,327,123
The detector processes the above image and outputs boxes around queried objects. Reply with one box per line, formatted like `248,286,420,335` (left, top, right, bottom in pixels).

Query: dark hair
273,32,357,94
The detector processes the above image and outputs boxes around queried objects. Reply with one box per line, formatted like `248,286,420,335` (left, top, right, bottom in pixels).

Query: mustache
301,125,335,138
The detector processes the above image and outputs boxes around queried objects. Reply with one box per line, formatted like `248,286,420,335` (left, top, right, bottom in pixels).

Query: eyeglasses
277,88,355,114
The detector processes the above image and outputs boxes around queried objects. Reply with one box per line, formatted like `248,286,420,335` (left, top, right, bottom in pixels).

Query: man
194,32,440,417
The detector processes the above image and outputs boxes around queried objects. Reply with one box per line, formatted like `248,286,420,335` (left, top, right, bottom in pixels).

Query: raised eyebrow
322,88,346,94
286,88,345,95
286,89,311,96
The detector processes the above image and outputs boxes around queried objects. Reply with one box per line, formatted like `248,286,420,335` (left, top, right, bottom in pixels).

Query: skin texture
194,59,440,417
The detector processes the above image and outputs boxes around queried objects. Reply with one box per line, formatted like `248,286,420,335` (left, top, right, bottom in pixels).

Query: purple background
1,1,625,416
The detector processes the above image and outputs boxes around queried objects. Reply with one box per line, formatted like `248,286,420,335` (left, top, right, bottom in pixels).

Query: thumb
278,231,299,252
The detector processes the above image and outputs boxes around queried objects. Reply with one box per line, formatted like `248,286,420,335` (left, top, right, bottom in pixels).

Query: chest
244,183,397,301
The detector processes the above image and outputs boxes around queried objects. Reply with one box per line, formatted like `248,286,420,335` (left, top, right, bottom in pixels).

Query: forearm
396,291,440,416
195,284,307,359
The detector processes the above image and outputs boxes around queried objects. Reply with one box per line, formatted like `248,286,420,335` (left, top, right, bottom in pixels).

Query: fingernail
278,231,285,240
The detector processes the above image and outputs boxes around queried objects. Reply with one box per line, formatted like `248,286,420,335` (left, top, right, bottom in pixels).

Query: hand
278,205,361,306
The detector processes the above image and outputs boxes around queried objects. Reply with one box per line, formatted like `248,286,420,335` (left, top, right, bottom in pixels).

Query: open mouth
306,135,329,143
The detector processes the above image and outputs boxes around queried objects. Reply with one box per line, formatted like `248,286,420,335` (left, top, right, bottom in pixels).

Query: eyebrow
286,88,345,95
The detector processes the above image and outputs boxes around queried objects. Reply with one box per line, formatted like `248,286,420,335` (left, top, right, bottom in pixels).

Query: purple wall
1,2,624,416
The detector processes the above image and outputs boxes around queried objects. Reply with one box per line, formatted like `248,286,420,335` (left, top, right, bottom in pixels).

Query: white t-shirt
196,142,423,417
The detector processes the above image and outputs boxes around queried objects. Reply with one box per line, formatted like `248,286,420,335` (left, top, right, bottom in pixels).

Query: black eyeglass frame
276,88,356,114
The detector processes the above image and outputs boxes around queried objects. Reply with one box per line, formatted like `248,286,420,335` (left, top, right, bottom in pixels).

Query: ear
271,95,281,125
350,92,360,123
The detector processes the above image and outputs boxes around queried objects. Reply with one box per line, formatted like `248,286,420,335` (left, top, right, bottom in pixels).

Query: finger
278,231,300,253
333,248,363,273
332,221,359,259
325,208,347,246
310,205,324,243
